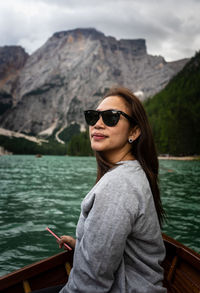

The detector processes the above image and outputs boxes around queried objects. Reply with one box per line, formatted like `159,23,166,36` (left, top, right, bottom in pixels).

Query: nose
94,114,105,128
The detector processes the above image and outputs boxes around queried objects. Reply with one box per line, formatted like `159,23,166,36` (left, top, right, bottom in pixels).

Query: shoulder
81,160,152,223
93,161,147,203
99,161,153,207
104,160,150,191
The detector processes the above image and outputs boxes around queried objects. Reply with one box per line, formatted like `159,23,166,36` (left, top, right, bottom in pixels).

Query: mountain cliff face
0,28,188,137
0,46,28,115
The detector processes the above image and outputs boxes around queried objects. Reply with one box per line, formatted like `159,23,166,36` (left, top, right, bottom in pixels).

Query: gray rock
0,46,28,115
0,28,189,136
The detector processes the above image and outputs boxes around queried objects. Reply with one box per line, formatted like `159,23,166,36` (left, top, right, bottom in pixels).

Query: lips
91,133,107,140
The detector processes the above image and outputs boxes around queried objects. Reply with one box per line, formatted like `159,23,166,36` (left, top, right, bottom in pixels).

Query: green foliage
67,131,93,156
0,126,92,156
144,51,200,155
58,123,80,143
0,135,67,155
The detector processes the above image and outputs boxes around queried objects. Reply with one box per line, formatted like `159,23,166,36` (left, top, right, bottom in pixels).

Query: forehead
97,95,129,112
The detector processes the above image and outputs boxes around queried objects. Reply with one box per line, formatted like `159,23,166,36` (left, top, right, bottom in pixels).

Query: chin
91,146,104,152
91,143,106,152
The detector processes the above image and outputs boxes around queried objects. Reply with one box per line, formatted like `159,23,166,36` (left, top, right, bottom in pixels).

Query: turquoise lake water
0,155,199,276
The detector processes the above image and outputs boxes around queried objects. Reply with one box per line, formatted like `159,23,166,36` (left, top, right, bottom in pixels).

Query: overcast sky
0,0,199,61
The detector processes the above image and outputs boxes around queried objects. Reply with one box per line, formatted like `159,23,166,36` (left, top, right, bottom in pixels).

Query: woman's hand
57,235,76,250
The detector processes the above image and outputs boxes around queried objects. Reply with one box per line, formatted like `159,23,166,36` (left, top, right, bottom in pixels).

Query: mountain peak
52,27,105,40
0,29,189,136
0,46,28,78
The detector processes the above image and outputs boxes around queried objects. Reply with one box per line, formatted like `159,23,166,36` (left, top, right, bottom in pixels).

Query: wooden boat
0,234,200,293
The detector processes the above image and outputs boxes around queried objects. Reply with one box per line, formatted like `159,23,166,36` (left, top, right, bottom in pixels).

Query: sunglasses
84,109,134,127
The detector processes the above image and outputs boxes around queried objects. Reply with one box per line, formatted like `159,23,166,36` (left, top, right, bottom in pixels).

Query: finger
57,239,63,249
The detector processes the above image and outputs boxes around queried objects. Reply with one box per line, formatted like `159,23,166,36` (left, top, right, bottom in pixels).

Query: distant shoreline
158,156,200,161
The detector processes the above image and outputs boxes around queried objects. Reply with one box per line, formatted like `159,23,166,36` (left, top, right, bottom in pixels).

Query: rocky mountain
0,28,189,139
0,46,28,115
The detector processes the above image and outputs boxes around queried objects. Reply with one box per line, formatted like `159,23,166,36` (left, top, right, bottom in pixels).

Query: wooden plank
1,234,200,293
0,251,73,291
162,234,200,293
23,280,31,293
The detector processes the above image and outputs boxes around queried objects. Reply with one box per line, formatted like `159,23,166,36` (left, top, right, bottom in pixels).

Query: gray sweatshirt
60,160,167,293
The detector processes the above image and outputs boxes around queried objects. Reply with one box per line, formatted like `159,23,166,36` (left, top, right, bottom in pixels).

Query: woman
58,87,166,293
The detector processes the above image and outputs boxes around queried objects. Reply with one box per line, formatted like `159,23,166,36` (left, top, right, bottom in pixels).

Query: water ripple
0,155,199,276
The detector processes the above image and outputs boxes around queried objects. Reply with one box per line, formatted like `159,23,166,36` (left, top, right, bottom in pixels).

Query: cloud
0,0,199,60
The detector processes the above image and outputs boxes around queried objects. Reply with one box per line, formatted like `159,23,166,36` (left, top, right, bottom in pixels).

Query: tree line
144,51,200,156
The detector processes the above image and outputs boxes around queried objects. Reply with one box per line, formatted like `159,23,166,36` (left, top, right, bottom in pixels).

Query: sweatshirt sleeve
61,172,140,293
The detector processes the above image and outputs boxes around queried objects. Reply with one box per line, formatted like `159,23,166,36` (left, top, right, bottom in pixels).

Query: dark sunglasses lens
102,111,120,126
84,111,99,126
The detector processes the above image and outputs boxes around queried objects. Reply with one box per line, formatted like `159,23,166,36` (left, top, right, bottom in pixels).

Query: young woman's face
89,95,135,163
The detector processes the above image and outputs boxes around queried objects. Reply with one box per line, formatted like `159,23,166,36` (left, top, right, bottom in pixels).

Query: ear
129,126,141,142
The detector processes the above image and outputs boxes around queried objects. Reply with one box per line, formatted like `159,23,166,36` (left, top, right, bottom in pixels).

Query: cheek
89,127,92,140
116,123,130,137
111,127,129,144
115,132,128,144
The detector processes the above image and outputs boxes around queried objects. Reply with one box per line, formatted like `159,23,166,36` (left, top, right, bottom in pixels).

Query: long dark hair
95,87,165,226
